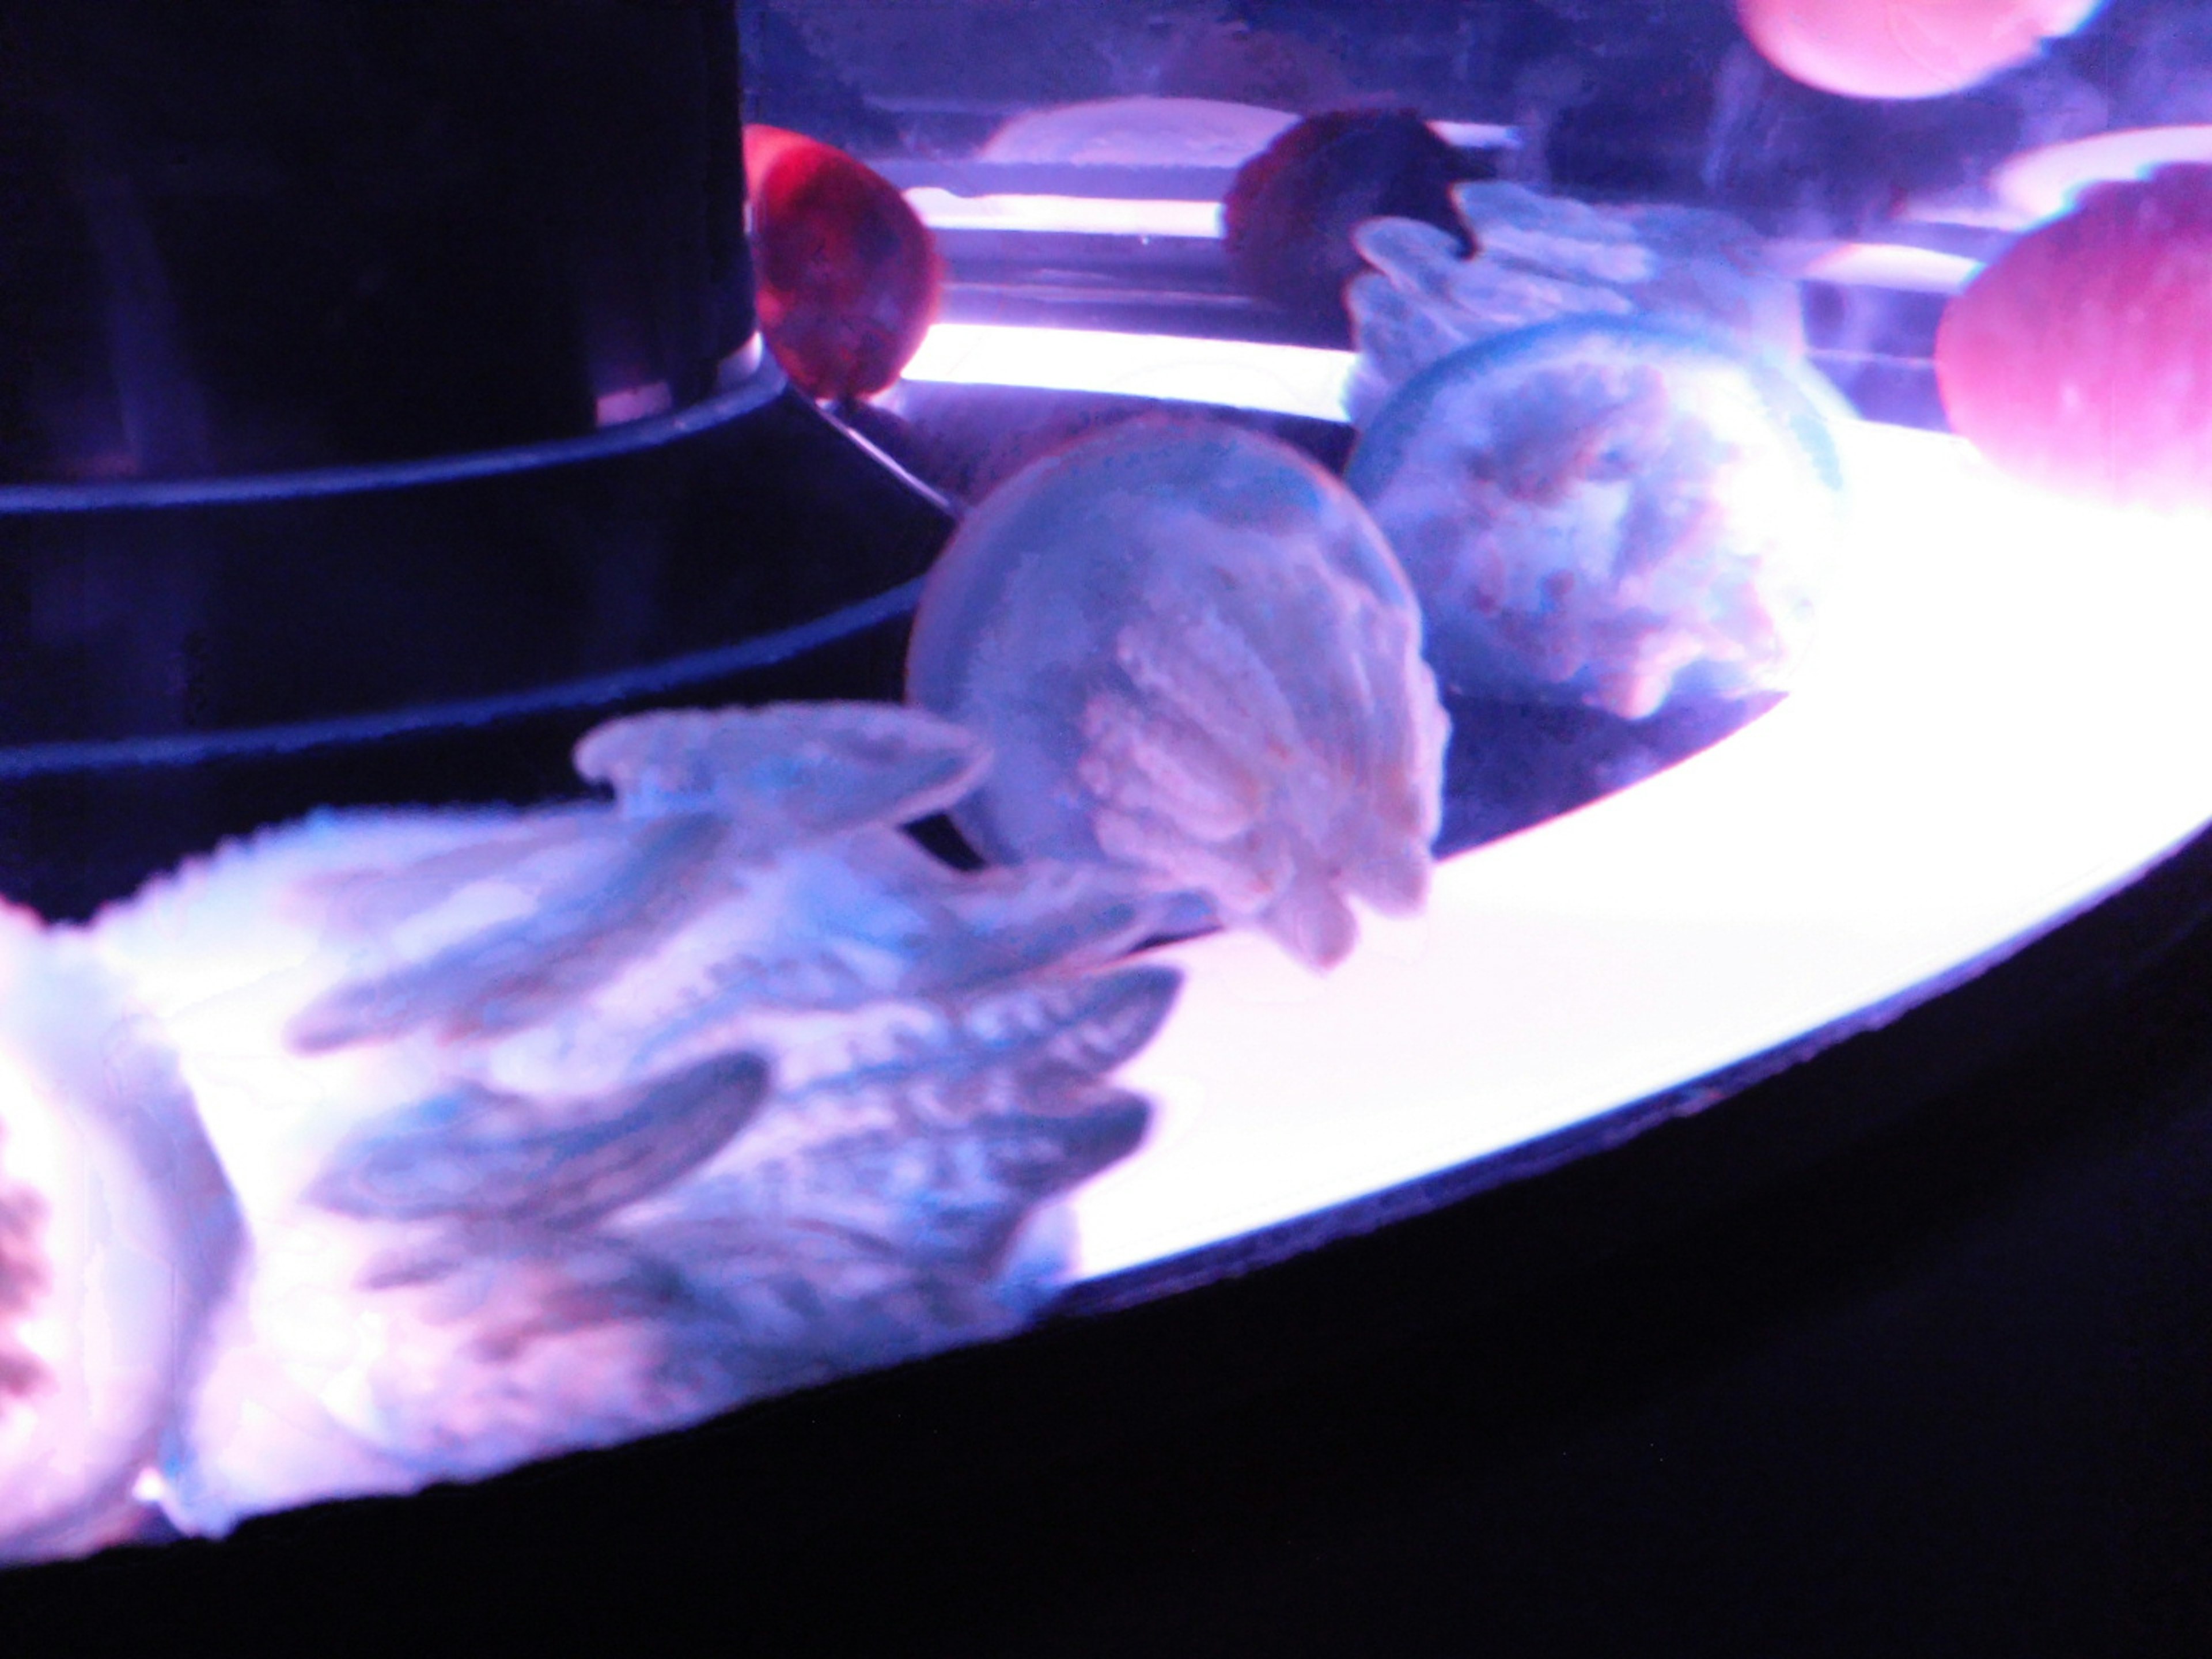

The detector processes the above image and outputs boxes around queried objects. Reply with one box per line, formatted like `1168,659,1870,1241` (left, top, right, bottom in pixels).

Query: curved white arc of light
1068,421,2212,1278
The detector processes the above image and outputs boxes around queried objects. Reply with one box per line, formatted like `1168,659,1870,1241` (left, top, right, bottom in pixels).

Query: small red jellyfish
741,126,944,403
1735,0,2101,100
1935,162,2212,511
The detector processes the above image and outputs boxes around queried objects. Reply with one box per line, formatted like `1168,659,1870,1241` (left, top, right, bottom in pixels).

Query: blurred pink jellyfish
1735,0,2104,101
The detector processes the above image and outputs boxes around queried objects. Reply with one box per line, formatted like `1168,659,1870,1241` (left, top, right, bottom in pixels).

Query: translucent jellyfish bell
1346,317,1850,723
0,912,240,1564
905,416,1450,971
1937,161,2212,513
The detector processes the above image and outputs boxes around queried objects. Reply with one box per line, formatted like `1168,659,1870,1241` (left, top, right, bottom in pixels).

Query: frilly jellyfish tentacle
906,416,1449,971
1346,180,1806,430
306,1051,771,1228
44,701,1180,1546
575,702,993,843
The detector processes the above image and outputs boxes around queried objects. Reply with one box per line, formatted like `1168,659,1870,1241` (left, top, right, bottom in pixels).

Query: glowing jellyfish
1735,0,2104,101
0,911,240,1564
1346,317,1850,722
744,126,942,402
1937,161,2212,511
905,417,1449,972
61,703,1175,1543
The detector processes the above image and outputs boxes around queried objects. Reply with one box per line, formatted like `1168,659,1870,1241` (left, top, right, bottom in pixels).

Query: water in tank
7,0,2212,1566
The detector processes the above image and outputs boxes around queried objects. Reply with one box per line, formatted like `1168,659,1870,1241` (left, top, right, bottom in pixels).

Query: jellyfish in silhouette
1937,161,2212,511
1222,109,1493,332
744,126,942,402
906,416,1449,972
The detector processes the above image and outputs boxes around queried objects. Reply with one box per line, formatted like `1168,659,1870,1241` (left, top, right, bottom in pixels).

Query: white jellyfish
0,908,240,1565
1346,316,1851,724
44,702,1178,1544
904,416,1450,972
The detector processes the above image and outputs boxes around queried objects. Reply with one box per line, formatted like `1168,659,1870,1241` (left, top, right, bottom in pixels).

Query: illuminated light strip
900,322,1356,421
891,321,2212,1283
1433,121,1518,150
908,188,1224,238
1996,123,2212,223
908,184,1990,300
1065,423,2212,1280
1785,241,1983,294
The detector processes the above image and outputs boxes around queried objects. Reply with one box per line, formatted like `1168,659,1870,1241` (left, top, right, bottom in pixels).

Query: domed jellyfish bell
905,416,1450,973
1938,161,2212,513
1345,316,1851,728
0,911,240,1566
1734,0,2105,101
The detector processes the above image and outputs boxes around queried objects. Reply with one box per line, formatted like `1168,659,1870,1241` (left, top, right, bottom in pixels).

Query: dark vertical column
0,2,755,483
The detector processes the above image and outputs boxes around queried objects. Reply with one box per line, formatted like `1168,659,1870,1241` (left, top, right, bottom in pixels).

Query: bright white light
900,323,1356,421
907,188,1224,239
1994,123,2212,224
1433,122,1519,151
1781,241,1982,293
1065,420,2212,1280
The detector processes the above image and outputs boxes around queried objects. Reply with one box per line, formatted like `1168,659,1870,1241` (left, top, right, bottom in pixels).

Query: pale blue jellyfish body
1346,317,1850,722
905,416,1450,971
0,702,1182,1550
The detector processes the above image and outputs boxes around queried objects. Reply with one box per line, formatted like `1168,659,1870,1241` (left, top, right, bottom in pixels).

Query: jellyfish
25,702,1179,1546
1734,0,2104,101
0,909,240,1565
744,126,943,403
1344,179,1804,427
1936,161,2212,512
1345,316,1850,724
904,416,1449,972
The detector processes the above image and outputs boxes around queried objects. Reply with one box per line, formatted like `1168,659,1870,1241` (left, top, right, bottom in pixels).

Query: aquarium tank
6,0,2212,1569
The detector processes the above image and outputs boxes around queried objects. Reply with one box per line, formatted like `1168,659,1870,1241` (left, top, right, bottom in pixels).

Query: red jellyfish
1935,162,2212,512
741,126,944,404
1734,0,2102,100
